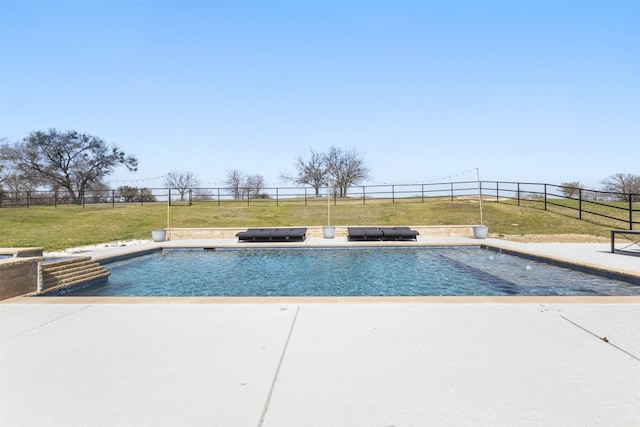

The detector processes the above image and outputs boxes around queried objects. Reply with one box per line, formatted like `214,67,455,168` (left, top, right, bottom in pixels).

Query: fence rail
478,181,638,230
1,181,637,230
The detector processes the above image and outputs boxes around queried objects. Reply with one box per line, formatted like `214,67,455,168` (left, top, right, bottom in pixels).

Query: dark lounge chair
348,226,419,242
347,227,384,241
236,228,307,242
379,227,419,241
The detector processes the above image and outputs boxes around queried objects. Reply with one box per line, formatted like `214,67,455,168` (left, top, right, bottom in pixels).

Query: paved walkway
1,238,639,426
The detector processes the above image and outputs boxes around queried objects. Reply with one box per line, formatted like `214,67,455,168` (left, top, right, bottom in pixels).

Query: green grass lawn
0,197,618,251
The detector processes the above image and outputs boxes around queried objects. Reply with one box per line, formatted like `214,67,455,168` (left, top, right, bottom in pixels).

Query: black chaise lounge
379,227,419,241
236,228,307,242
348,226,419,242
347,227,384,241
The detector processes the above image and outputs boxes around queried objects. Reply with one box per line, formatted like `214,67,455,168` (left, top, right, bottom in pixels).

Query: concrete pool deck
1,237,639,426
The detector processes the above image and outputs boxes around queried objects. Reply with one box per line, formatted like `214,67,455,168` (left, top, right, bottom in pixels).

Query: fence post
304,188,307,206
392,185,395,204
54,191,58,208
495,182,499,202
189,188,192,206
27,191,30,208
421,184,424,203
247,188,250,206
630,198,634,230
579,189,582,220
169,188,172,206
217,188,220,206
517,183,520,206
362,186,365,205
276,188,279,207
544,184,547,210
450,183,454,201
140,188,144,206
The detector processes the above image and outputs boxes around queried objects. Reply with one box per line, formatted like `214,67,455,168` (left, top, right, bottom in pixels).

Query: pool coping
10,295,640,304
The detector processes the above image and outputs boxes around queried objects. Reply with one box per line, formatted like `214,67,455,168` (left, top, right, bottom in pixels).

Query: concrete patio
1,237,639,426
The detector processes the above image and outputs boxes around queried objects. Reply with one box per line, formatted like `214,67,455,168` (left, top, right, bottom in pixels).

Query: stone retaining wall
0,257,41,300
166,225,476,240
0,248,44,257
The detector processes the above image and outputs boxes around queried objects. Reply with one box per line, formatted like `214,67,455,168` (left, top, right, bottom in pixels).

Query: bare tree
164,170,199,201
225,170,266,199
281,149,328,196
560,182,583,199
1,172,38,202
601,173,640,202
0,137,7,187
325,146,370,197
0,129,137,203
283,147,370,197
246,174,265,198
225,169,244,200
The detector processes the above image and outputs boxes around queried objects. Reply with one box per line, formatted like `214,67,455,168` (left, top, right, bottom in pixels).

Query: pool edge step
41,258,110,294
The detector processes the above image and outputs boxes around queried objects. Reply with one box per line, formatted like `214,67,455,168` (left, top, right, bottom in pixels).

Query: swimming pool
57,247,640,297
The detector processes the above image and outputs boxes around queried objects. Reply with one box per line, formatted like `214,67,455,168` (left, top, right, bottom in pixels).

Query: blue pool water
58,247,640,297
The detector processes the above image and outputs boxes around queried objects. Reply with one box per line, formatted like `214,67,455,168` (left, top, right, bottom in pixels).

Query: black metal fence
1,181,637,230
479,181,638,230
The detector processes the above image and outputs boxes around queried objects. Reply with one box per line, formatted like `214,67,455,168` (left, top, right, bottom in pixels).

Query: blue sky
1,0,638,190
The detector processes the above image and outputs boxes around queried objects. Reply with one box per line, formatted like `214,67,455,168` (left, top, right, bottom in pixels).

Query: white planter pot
322,226,335,239
152,229,167,242
473,225,488,239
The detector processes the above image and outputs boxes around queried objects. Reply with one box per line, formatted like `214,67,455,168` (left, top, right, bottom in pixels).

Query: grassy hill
0,197,615,251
